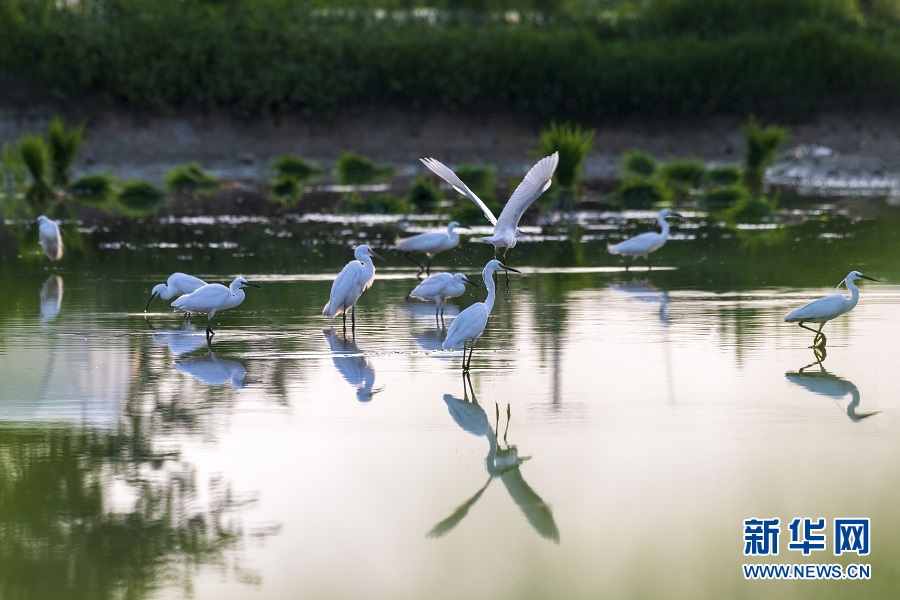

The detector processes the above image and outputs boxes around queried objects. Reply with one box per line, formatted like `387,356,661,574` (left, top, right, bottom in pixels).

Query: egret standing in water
420,152,558,259
37,215,63,261
442,260,519,371
608,208,682,270
145,272,207,312
171,277,260,340
323,244,383,332
784,270,877,347
409,272,479,323
396,221,460,277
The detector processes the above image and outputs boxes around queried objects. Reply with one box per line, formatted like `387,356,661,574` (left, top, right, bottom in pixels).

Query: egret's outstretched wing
426,479,492,539
784,294,848,322
495,152,559,231
500,468,560,543
421,157,498,225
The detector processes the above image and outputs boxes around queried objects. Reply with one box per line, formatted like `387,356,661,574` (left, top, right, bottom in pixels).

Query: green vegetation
614,177,671,209
336,151,393,185
268,154,321,206
407,175,442,213
454,164,496,203
18,134,54,207
70,173,116,207
117,180,165,216
166,162,219,194
536,121,595,209
1,1,897,120
344,191,410,214
743,116,788,198
46,117,84,187
622,150,657,178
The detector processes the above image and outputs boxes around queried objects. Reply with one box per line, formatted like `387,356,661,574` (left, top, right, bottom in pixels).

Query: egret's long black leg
351,305,356,332
625,257,634,272
341,308,347,334
461,341,469,372
404,252,426,277
425,257,433,276
798,322,828,347
646,254,653,271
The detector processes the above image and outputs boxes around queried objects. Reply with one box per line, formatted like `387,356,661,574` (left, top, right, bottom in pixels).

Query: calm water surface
2,207,900,598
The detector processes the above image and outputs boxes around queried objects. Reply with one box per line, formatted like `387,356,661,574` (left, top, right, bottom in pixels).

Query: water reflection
324,328,382,402
785,352,879,422
146,318,210,356
174,346,248,388
39,275,63,322
610,279,670,324
429,374,559,543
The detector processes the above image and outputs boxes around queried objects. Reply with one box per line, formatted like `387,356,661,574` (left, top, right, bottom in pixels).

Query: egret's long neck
482,268,498,314
360,256,375,277
844,278,861,309
658,215,671,240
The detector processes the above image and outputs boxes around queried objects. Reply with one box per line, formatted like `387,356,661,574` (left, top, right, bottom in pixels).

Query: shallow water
2,207,900,598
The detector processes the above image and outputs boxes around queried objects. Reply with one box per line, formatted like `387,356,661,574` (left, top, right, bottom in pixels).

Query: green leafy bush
658,158,707,189
536,120,595,190
744,116,787,198
269,175,303,206
18,134,54,206
719,196,777,222
707,164,743,186
271,154,322,181
70,173,115,206
454,163,496,203
47,117,84,187
336,151,393,185
407,176,442,213
117,180,165,215
622,150,657,178
614,177,671,209
166,162,219,194
344,191,410,214
450,197,502,225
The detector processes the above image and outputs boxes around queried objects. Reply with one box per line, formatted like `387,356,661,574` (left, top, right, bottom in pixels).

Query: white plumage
442,259,519,370
420,152,559,257
608,208,681,270
396,221,460,276
171,276,260,339
37,215,63,261
146,272,207,311
409,272,478,321
323,245,383,330
784,270,877,347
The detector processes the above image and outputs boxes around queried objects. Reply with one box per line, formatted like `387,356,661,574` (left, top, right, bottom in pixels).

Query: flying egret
784,270,877,347
396,221,460,276
171,277,260,339
409,272,479,323
442,259,519,371
145,272,207,312
323,244,383,331
607,208,682,270
37,215,63,261
420,152,559,258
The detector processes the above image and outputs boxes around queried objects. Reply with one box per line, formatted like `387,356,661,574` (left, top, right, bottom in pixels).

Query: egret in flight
145,272,207,312
608,208,682,270
37,215,63,261
442,259,519,371
784,270,877,347
323,244,383,331
171,277,260,340
409,272,479,323
396,221,460,277
420,152,559,258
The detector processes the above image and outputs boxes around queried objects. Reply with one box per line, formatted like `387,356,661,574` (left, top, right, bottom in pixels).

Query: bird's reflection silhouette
610,279,670,324
785,350,878,422
39,275,63,322
428,373,559,543
173,345,248,388
146,317,210,356
324,328,383,402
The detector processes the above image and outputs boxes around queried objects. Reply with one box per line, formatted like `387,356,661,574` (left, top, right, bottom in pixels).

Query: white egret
420,152,559,258
607,208,682,270
145,272,207,311
396,221,460,276
784,270,877,347
323,244,383,331
409,272,479,322
171,276,260,339
442,259,519,371
37,215,63,261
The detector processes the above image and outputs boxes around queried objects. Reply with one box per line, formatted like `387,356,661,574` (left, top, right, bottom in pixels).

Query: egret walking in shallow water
171,277,260,340
145,272,207,312
323,245,383,331
784,270,877,347
608,208,682,270
37,215,63,261
442,260,519,371
420,152,559,258
396,221,460,277
409,272,479,323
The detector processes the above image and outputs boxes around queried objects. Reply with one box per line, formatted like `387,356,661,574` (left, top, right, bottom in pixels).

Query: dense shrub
536,121,595,190
47,118,84,187
614,177,671,209
271,154,322,181
70,173,115,206
407,176,442,213
166,162,219,194
117,180,165,215
344,191,410,214
453,164,496,203
18,135,54,206
622,150,657,178
269,175,304,206
336,151,393,185
707,164,743,186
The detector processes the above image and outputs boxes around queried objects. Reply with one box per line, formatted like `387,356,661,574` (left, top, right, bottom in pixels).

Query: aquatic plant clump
117,180,165,215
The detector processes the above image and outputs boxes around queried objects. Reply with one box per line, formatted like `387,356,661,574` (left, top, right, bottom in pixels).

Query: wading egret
396,221,460,276
607,208,682,270
37,215,63,261
171,277,260,339
409,272,479,322
420,152,559,258
145,272,207,312
323,245,383,331
784,270,877,347
442,259,519,371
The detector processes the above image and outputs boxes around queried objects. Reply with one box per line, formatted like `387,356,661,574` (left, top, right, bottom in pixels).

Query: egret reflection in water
785,353,879,422
428,374,559,543
324,328,382,402
146,318,210,356
39,275,63,322
610,279,670,324
174,346,248,388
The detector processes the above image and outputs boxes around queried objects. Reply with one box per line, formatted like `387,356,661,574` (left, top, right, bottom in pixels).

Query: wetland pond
2,205,900,599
